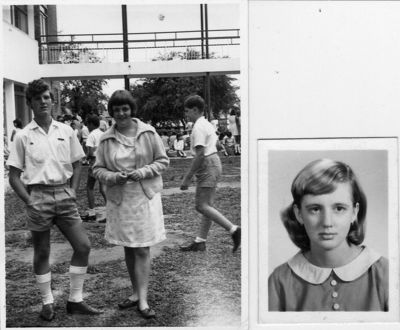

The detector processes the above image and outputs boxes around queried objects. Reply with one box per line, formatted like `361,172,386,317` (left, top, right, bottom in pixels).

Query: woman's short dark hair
26,79,54,104
230,109,236,116
281,159,367,251
107,90,137,117
184,95,204,113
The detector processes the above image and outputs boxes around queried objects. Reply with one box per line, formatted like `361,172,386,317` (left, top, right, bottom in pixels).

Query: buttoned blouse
268,246,388,311
191,116,218,156
6,120,85,185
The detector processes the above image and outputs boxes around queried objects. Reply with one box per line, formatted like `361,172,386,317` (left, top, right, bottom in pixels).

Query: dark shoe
137,306,156,319
118,298,138,309
66,301,102,315
180,241,206,252
232,227,241,252
40,303,55,321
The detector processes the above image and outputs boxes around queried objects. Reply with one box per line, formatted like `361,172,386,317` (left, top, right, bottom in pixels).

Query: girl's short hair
281,159,367,251
107,90,137,118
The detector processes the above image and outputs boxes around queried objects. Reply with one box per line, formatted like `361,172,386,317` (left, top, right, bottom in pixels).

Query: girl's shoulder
268,260,293,281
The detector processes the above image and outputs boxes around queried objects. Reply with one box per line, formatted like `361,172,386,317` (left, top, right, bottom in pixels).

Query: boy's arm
180,145,205,190
9,166,31,205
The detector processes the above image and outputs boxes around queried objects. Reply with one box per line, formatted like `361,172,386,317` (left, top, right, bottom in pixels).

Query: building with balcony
3,4,240,142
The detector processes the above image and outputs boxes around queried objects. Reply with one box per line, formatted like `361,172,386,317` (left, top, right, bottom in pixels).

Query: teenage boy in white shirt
7,79,102,321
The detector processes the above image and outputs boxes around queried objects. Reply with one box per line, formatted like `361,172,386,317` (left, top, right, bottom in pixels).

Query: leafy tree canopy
59,44,109,121
130,48,240,127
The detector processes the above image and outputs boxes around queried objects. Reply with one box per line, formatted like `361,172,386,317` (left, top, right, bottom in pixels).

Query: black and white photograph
2,2,242,328
257,138,399,323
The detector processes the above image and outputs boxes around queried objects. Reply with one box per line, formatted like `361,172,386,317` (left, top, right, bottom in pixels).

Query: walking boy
180,95,241,252
7,79,101,321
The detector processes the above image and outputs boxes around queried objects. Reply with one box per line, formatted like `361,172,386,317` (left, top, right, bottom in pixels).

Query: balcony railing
39,29,240,64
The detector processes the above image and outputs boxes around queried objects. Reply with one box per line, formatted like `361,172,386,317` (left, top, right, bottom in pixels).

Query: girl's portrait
258,138,399,323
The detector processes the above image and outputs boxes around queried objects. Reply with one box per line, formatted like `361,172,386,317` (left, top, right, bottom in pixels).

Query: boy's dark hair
26,79,54,104
86,114,100,128
281,159,367,251
13,118,22,128
108,90,137,117
184,95,204,113
226,131,233,138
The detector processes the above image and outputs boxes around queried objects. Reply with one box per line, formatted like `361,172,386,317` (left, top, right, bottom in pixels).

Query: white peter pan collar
287,246,381,284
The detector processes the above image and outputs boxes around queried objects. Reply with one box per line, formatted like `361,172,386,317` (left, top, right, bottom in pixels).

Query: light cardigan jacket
92,118,169,203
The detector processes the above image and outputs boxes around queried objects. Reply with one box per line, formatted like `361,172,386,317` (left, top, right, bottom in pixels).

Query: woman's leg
124,247,139,301
133,247,151,310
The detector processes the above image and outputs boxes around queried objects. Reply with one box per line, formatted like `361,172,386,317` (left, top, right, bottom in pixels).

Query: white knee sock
68,265,87,303
36,272,54,305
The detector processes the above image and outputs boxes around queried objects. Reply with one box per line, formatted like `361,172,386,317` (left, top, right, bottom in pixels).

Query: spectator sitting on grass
174,134,187,158
224,131,236,156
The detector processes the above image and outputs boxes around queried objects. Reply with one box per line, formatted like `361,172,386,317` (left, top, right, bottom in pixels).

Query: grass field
4,156,241,327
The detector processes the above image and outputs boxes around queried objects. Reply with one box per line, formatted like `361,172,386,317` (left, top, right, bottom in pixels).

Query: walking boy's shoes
39,303,55,321
66,301,102,315
232,227,241,253
118,298,139,309
180,241,206,252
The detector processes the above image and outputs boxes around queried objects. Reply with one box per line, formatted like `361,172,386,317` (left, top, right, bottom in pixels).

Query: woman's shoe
118,298,139,309
137,306,156,319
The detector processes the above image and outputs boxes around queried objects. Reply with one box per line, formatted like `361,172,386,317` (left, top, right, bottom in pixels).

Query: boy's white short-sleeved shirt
85,128,104,152
190,116,218,156
6,120,85,185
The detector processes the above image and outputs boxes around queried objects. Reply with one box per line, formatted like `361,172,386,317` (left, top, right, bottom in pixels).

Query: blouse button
330,279,337,286
332,291,338,298
333,303,340,310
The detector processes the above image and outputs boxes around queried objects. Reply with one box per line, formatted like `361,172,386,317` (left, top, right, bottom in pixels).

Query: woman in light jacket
93,90,169,319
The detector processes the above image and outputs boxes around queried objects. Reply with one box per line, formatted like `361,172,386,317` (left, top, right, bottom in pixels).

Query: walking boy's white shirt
249,1,400,329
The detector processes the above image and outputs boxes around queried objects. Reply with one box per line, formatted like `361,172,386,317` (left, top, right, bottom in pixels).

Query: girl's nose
321,210,333,227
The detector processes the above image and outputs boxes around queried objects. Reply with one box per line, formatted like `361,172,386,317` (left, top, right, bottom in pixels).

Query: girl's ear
293,204,304,225
353,202,360,222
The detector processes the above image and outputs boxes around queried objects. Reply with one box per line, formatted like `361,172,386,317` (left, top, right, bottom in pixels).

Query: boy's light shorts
26,184,82,232
195,153,222,188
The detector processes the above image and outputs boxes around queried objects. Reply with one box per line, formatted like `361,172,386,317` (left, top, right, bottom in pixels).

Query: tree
130,48,240,127
59,44,109,120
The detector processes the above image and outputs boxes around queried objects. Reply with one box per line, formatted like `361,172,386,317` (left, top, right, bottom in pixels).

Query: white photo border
257,137,399,324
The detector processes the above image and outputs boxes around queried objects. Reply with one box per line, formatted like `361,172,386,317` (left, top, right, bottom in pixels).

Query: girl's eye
308,207,320,214
334,206,347,213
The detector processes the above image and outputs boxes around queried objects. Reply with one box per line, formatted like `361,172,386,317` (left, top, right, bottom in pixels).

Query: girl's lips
319,233,337,240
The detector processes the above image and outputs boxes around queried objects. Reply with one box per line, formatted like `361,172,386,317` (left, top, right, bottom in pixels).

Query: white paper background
248,1,400,329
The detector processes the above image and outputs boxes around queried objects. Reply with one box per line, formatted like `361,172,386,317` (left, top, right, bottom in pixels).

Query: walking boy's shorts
195,153,222,188
26,184,82,231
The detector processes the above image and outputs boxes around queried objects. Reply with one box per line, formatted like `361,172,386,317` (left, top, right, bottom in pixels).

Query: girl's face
112,104,132,126
294,182,359,254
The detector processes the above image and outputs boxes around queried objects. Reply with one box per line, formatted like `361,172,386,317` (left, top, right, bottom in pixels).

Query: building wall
3,19,39,83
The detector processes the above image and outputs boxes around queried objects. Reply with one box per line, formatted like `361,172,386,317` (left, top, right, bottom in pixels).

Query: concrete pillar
4,80,16,142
